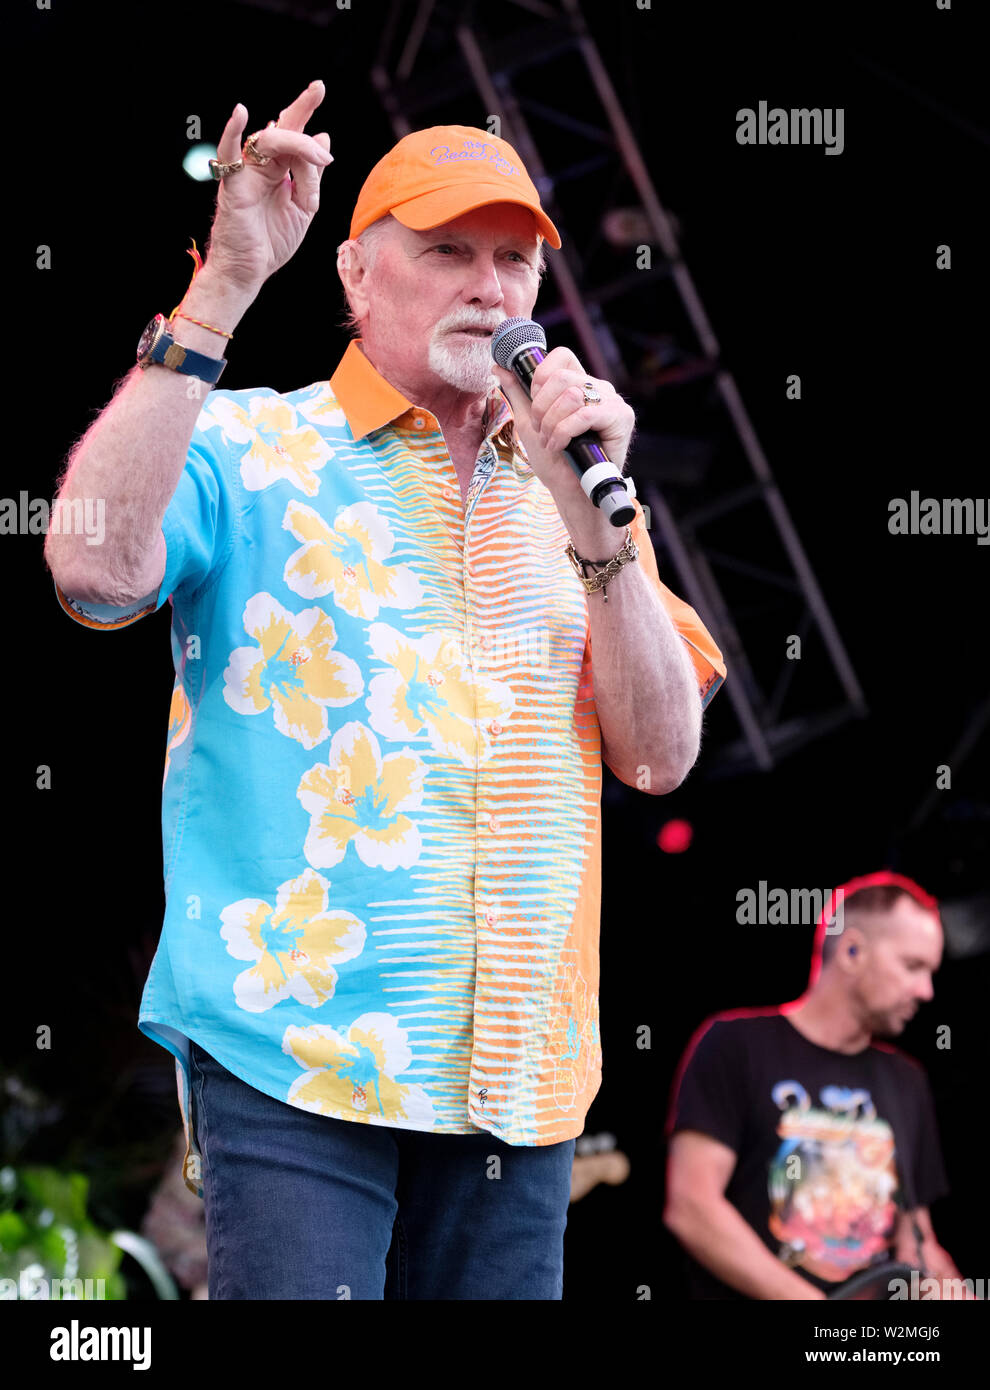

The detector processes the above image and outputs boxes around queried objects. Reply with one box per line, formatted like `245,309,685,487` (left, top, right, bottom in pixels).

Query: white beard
428,331,498,395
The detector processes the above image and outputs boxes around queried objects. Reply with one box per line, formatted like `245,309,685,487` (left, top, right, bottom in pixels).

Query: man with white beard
47,101,726,1299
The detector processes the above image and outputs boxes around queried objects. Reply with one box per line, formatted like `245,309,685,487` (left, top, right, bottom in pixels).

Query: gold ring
209,157,244,180
243,123,277,167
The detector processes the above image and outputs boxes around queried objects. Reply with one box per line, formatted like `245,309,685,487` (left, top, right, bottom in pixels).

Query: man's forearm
45,266,257,605
665,1195,827,1301
556,496,701,793
895,1208,964,1281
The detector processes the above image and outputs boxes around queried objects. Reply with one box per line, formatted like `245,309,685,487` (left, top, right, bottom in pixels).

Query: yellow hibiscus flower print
283,1014,435,1128
219,867,366,1014
296,721,427,871
202,394,335,496
365,623,515,767
223,592,363,749
162,680,192,790
281,499,423,619
292,389,347,429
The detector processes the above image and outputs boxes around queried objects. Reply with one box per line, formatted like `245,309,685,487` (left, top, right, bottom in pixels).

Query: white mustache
441,318,504,334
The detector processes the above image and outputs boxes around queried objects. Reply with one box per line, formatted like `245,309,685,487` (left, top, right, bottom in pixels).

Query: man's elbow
663,1192,699,1240
603,688,703,792
609,741,699,795
644,689,704,793
662,1198,681,1234
656,746,700,794
649,767,691,796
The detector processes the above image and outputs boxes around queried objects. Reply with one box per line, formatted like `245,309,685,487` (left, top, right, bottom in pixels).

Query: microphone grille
491,317,547,369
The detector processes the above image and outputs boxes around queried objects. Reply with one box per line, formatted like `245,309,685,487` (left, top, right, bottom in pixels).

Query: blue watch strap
148,327,227,385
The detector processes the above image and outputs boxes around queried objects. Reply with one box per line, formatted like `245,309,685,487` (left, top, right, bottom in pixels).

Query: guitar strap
866,1044,927,1272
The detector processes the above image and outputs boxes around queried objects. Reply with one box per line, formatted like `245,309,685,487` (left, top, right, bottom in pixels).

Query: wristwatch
136,313,227,386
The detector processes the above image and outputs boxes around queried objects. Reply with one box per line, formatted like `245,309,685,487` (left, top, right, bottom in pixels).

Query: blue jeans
189,1040,576,1299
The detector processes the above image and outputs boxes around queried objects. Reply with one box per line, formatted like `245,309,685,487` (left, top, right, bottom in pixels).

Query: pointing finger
277,79,326,133
216,103,249,165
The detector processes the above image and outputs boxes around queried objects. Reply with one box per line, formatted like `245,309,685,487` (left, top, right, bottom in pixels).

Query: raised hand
203,80,333,293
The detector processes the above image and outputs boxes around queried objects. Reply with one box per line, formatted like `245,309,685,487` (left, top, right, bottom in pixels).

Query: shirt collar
329,338,520,453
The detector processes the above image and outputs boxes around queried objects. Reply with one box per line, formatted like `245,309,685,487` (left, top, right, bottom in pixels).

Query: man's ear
337,240,368,314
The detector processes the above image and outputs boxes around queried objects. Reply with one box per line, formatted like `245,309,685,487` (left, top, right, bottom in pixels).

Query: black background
7,0,988,1324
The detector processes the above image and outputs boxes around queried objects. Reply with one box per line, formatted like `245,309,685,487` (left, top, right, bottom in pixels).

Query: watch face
137,313,165,360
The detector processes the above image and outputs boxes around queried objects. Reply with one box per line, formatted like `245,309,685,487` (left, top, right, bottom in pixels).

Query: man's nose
462,258,505,306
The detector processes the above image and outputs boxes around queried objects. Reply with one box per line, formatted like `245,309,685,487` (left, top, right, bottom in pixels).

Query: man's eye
431,245,456,254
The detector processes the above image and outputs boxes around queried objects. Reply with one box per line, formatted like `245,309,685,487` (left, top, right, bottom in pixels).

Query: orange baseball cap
349,124,562,250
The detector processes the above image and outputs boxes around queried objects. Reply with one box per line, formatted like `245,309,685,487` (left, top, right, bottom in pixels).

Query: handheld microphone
491,317,636,527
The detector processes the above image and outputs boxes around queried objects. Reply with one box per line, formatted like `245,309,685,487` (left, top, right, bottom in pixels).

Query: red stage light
658,819,693,853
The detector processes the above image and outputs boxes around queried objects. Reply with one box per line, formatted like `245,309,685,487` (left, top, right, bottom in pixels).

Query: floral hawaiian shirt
54,338,726,1197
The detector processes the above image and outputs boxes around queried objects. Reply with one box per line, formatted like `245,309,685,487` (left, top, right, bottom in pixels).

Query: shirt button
484,910,498,928
443,485,457,501
488,815,501,833
414,416,425,429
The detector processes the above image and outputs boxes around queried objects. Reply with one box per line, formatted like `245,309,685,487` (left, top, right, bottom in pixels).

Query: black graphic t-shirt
667,1011,950,1299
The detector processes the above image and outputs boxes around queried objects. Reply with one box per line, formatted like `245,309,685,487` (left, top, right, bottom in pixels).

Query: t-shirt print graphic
767,1081,899,1284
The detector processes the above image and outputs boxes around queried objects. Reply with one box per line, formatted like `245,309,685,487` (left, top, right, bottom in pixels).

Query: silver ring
582,382,602,405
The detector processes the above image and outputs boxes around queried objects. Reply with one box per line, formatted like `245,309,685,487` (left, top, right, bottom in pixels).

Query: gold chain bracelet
565,526,639,602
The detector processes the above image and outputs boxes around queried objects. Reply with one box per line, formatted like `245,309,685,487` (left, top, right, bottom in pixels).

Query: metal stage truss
234,0,870,778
